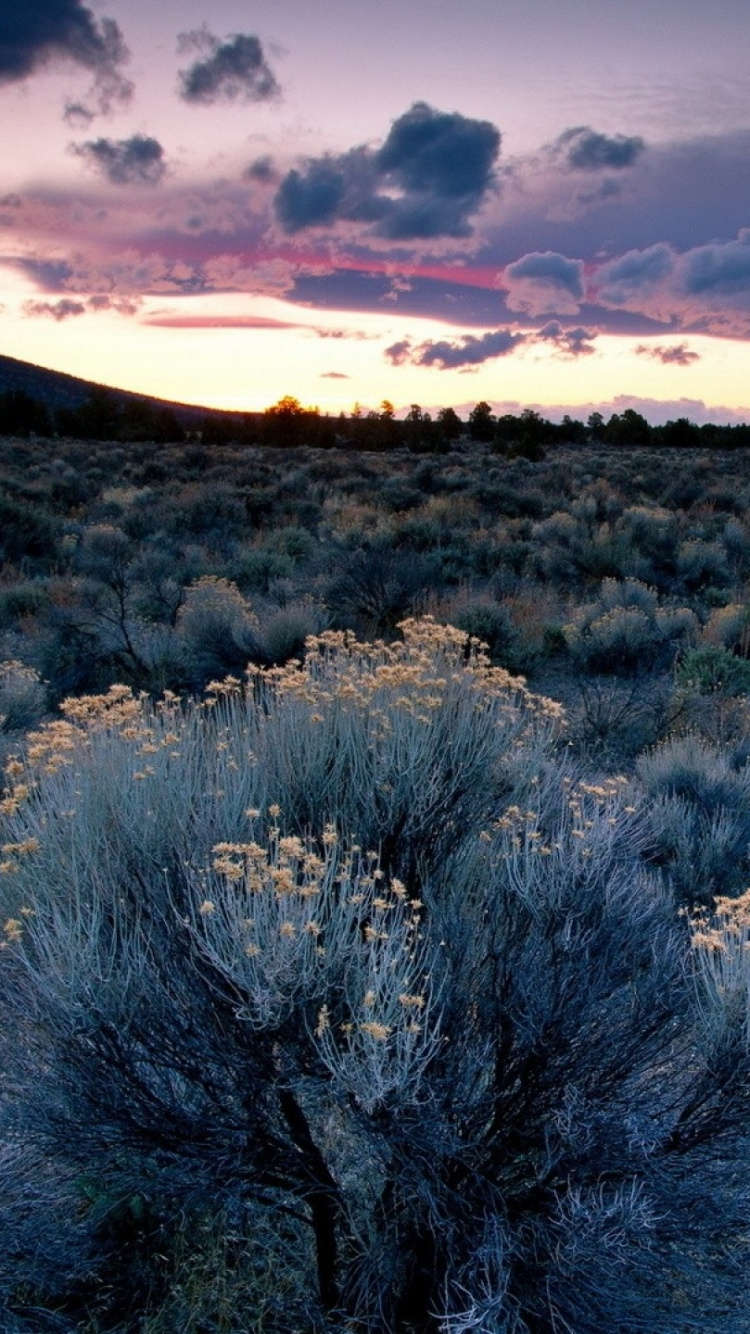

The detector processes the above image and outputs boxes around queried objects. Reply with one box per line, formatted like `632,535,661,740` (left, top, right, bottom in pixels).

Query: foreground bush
0,620,749,1331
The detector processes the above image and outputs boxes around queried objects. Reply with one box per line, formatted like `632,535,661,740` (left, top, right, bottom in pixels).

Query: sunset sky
2,0,750,421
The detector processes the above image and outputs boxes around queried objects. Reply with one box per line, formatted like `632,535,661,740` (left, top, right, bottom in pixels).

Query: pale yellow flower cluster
204,822,427,1051
691,888,750,956
249,615,564,735
690,889,750,1041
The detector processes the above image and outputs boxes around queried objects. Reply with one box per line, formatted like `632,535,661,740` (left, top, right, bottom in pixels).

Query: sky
2,0,750,422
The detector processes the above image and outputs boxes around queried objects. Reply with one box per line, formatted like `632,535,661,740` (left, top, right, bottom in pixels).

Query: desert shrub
258,601,327,665
0,580,50,630
0,660,46,733
564,674,671,764
1,686,750,1330
0,496,60,569
613,504,678,585
676,645,750,697
130,549,185,626
445,597,519,667
176,576,262,687
676,538,731,594
229,547,296,593
637,733,750,907
701,602,750,656
327,551,438,635
563,578,697,674
672,645,750,744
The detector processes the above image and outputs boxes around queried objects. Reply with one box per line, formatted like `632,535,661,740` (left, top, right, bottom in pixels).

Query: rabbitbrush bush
1,618,750,1332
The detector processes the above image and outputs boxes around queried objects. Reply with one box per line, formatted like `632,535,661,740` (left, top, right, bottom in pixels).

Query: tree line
2,384,750,451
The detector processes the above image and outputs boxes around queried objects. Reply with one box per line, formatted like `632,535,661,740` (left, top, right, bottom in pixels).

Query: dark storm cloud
376,101,499,200
385,327,524,369
275,161,347,231
635,342,700,366
274,102,500,240
557,126,645,171
535,321,597,356
71,135,167,186
178,28,280,105
0,0,132,112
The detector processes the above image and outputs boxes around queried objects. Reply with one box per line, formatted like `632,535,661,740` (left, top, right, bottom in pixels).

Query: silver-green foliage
1,621,749,1332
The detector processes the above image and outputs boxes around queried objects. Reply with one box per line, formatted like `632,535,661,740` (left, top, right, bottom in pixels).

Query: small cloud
385,328,524,369
535,321,597,356
23,295,140,320
321,371,349,379
63,101,95,128
244,155,276,184
86,294,140,315
555,126,645,171
314,327,377,341
505,251,585,316
71,134,167,186
23,298,86,321
384,338,413,366
635,341,700,366
178,27,280,105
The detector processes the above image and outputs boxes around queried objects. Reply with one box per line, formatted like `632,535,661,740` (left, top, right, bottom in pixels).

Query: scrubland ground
3,435,750,1330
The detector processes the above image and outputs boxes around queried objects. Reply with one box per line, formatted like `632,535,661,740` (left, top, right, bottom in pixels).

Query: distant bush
564,578,697,674
0,660,46,733
701,602,750,656
676,645,750,698
637,732,750,907
676,538,731,594
0,496,60,569
177,576,262,687
259,600,327,665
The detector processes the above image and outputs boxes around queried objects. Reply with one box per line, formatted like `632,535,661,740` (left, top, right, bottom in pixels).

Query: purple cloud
504,251,585,316
597,244,675,305
535,321,597,356
275,102,500,240
556,126,645,171
71,135,167,187
385,328,524,369
178,28,279,105
635,342,700,366
0,0,132,116
23,298,86,320
684,230,750,295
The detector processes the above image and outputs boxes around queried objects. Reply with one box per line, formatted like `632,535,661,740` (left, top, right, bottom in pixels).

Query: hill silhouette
0,352,235,426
